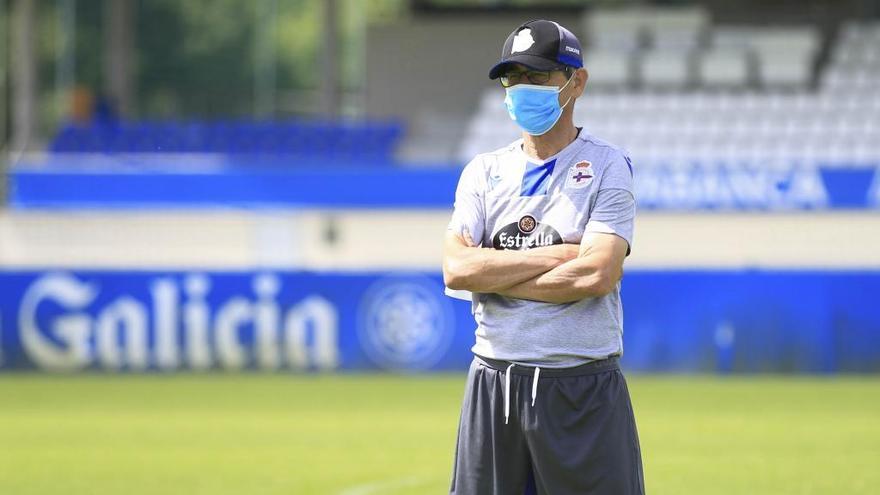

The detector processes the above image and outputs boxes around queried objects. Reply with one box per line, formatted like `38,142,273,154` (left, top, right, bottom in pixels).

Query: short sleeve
585,151,635,254
447,157,486,246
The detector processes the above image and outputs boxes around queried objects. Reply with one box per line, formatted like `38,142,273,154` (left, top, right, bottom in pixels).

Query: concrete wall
2,210,878,270
366,18,507,119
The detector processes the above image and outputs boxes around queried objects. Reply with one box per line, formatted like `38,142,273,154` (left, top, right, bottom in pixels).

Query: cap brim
488,54,562,79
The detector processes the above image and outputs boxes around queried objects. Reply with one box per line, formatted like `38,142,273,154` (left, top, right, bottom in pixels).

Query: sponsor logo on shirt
492,214,563,250
518,214,537,233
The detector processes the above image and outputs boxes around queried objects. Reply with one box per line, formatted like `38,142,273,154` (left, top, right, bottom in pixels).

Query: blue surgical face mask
504,74,575,136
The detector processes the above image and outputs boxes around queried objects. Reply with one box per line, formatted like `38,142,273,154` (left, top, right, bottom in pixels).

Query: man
443,20,644,495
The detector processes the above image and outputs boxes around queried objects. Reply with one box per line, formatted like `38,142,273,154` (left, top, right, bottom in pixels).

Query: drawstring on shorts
531,366,540,406
503,364,541,425
503,364,513,424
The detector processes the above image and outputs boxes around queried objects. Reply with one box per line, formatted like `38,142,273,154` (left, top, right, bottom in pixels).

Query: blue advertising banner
0,271,473,372
634,165,880,210
1,270,879,373
9,159,880,211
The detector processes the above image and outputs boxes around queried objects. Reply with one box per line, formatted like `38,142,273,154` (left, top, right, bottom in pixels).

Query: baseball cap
488,19,584,80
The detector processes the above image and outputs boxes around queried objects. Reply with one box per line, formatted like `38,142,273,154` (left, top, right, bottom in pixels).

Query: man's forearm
443,243,578,293
496,257,619,304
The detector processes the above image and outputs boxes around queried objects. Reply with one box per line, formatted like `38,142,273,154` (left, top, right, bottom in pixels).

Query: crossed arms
442,229,629,304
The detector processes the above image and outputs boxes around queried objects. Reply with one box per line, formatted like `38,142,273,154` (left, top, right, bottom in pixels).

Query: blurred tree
3,0,411,144
0,0,8,150
137,0,264,117
135,0,407,118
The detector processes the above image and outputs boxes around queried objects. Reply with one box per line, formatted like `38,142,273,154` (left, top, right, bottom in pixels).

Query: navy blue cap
488,20,584,79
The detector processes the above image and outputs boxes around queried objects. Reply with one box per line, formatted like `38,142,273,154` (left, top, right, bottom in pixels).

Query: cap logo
511,28,535,54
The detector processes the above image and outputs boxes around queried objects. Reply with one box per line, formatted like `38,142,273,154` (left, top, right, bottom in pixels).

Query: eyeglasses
500,67,572,88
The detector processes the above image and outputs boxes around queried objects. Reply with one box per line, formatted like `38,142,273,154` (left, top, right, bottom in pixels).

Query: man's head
490,20,589,135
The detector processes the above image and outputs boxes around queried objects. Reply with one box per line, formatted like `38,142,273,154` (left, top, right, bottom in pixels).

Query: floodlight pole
10,0,36,154
0,0,8,154
344,0,366,118
0,0,6,205
56,0,76,122
104,0,134,117
254,0,278,118
320,0,339,118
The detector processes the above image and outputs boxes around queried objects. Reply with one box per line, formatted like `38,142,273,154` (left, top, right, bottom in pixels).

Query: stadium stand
601,20,822,90
40,15,880,169
582,8,646,52
750,27,821,87
824,22,880,92
583,6,709,90
459,19,880,166
639,49,694,88
697,47,751,88
646,7,708,50
580,49,633,88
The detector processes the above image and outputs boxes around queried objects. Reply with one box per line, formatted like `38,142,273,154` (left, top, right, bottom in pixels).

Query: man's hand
460,229,477,247
442,230,579,293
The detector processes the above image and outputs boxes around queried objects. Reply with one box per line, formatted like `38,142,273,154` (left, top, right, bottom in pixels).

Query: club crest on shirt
492,214,563,250
565,160,594,189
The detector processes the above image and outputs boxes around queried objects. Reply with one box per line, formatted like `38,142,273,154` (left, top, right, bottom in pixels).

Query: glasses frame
499,66,574,88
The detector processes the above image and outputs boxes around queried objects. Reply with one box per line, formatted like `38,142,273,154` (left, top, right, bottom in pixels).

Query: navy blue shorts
450,356,645,495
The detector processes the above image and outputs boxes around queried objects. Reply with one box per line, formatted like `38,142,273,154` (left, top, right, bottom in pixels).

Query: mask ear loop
558,71,576,110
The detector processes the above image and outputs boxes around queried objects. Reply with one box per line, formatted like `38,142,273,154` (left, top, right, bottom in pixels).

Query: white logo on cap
511,28,535,54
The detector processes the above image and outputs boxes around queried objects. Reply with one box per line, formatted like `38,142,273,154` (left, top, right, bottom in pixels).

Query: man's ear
575,68,589,97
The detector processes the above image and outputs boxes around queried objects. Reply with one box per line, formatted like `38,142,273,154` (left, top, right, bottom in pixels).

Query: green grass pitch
0,373,878,494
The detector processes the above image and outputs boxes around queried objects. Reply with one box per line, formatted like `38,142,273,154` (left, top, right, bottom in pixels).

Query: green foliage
14,0,411,129
137,0,261,117
276,0,321,91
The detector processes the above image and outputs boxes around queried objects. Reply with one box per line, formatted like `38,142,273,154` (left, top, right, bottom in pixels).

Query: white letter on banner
253,274,281,370
95,297,148,370
284,296,338,370
151,278,179,370
215,298,253,370
183,275,212,370
703,168,735,208
788,168,828,208
19,273,96,371
729,169,766,207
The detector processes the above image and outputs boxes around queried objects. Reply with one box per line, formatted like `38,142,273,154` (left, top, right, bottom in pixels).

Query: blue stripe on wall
11,167,462,210
9,158,880,210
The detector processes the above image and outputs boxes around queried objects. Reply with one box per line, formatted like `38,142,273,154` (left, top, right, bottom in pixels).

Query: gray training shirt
447,130,636,368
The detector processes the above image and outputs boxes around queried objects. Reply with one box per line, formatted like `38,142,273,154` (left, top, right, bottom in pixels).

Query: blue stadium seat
48,119,405,164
